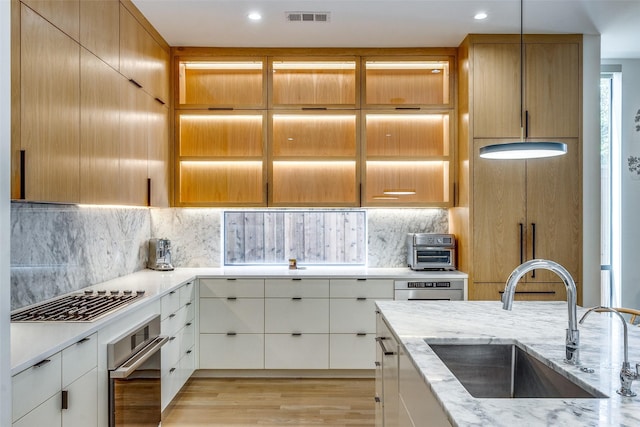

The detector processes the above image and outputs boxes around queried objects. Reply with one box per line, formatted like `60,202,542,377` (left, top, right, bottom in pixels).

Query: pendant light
478,0,567,160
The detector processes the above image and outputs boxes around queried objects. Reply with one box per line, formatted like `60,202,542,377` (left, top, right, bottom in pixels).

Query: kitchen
2,0,640,426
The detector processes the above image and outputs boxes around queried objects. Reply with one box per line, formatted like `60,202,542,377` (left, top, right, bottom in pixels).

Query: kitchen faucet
501,259,580,365
580,306,640,397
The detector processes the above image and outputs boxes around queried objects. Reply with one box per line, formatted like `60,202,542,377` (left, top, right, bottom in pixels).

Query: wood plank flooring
162,378,375,426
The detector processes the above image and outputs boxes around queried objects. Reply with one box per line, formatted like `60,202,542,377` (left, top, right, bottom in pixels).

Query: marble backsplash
11,204,448,309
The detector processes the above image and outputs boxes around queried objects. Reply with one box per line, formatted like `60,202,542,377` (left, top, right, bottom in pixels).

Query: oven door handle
109,335,168,379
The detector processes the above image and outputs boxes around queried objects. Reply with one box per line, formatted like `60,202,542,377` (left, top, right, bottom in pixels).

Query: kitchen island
376,300,640,426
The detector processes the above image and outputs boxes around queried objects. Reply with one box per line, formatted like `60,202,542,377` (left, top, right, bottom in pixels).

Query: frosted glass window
224,210,366,265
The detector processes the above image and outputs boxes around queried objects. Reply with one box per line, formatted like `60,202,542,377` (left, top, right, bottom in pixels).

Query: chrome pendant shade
479,0,567,160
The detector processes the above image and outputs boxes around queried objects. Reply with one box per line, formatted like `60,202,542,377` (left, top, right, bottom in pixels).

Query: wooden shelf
179,161,264,205
177,59,266,108
363,58,451,107
270,58,357,108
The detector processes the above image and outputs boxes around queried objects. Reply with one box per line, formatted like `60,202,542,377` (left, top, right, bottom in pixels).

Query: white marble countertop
376,300,640,427
11,267,467,375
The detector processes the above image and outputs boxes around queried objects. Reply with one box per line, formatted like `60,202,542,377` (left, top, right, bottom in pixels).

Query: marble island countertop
11,267,467,375
376,300,640,427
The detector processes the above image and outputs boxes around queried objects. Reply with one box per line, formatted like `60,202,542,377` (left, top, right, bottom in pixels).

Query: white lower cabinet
265,334,329,369
265,298,329,333
330,333,376,369
200,333,265,369
12,333,98,427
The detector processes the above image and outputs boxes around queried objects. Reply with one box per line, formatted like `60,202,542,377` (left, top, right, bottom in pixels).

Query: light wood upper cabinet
148,99,171,207
80,48,121,205
363,57,451,107
177,58,266,109
269,58,358,108
20,4,80,203
79,0,119,70
472,39,581,138
22,0,79,41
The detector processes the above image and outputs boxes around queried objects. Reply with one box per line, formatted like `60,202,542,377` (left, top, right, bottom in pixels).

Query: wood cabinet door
472,139,526,283
79,0,119,70
472,43,521,138
525,43,580,138
22,0,79,41
147,100,170,207
80,49,121,205
525,139,581,283
21,5,80,203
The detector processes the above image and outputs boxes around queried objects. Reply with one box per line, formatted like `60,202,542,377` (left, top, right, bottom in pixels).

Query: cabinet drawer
161,335,181,375
470,282,568,301
179,346,196,388
200,298,264,333
179,280,195,306
161,364,182,411
62,333,97,387
330,333,376,369
265,298,329,333
200,278,265,298
200,334,265,369
265,278,329,298
330,279,394,298
12,351,62,422
180,322,196,356
330,299,389,333
12,391,61,427
161,289,181,318
62,367,98,427
265,334,329,369
162,305,186,337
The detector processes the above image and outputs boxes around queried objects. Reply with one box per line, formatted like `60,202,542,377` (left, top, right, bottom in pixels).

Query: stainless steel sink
427,343,606,398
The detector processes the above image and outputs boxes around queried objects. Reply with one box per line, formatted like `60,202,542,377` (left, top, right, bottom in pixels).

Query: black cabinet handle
170,367,176,373
61,390,68,410
186,322,192,327
34,359,51,368
531,223,537,278
186,350,192,354
169,336,176,341
302,107,327,110
154,97,166,105
226,278,237,281
519,223,524,264
292,278,302,281
186,302,192,306
357,278,367,281
77,337,90,345
147,178,151,207
395,107,420,110
128,78,142,88
292,333,302,336
19,150,26,199
525,110,530,138
208,107,233,110
356,333,367,336
227,297,237,301
356,297,367,301
374,396,381,403
169,313,176,318
227,332,237,336
292,297,302,301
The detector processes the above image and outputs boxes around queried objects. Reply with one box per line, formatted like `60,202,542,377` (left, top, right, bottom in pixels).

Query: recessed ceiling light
248,12,262,21
474,12,488,20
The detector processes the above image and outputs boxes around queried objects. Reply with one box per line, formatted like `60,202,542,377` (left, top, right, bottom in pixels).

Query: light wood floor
162,378,375,426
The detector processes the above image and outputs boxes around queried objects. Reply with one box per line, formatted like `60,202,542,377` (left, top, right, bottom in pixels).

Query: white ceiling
132,0,640,59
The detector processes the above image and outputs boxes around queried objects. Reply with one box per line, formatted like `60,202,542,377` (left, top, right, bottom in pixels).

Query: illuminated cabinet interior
173,51,456,207
269,112,358,206
270,58,358,108
362,58,454,207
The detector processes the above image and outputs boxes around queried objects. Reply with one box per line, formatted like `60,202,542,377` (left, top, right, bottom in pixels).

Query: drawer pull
186,322,192,327
128,78,142,88
357,297,367,301
186,350,192,355
154,97,166,105
375,361,381,367
376,337,396,356
227,332,237,336
77,337,90,344
356,333,367,336
34,359,51,368
291,333,302,336
169,313,176,318
292,278,302,281
227,297,237,301
226,278,237,281
291,297,302,301
357,278,367,281
186,302,192,306
169,290,176,295
170,367,176,373
61,390,69,410
169,336,176,341
374,396,381,403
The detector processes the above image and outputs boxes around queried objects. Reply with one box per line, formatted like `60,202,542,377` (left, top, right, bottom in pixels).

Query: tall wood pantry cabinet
11,0,171,206
452,34,583,303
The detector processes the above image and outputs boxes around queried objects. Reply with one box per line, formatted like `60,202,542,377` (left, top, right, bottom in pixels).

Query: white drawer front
179,281,195,306
180,322,196,356
162,305,187,337
330,299,390,333
265,298,329,333
200,334,265,369
161,335,181,375
200,278,264,298
161,365,182,411
161,290,181,319
329,333,376,369
179,346,196,387
330,279,394,298
12,351,62,422
62,333,97,387
12,392,61,427
265,334,329,369
265,279,329,298
200,298,264,333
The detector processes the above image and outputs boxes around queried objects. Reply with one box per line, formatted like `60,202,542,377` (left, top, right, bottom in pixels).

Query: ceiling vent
285,11,331,23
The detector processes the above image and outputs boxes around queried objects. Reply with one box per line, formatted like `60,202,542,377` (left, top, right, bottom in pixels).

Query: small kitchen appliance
406,233,456,271
147,238,174,271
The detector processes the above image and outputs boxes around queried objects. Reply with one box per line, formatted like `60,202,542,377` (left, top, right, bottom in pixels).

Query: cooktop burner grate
11,289,146,322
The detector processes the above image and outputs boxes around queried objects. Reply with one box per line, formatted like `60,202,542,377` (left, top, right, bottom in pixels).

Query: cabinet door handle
291,333,302,336
169,313,176,318
226,278,237,281
19,150,26,199
356,333,367,336
154,97,166,105
169,336,176,341
186,350,192,354
357,278,367,281
147,178,151,207
61,390,69,410
170,367,176,373
208,107,233,111
226,332,237,336
186,302,192,306
186,322,192,327
77,337,90,345
519,223,524,264
375,361,381,367
357,297,367,301
374,396,381,403
302,107,327,110
531,223,537,278
395,107,420,110
525,110,530,138
33,359,51,368
291,297,302,301
227,297,237,301
128,78,142,88
292,278,302,281
375,337,396,356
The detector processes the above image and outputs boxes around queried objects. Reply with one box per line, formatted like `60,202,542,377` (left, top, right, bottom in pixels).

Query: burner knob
97,290,106,295
136,290,146,296
123,290,133,295
110,290,120,295
84,290,94,295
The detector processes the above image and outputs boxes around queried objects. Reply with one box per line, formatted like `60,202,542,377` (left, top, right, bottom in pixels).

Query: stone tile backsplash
11,204,448,309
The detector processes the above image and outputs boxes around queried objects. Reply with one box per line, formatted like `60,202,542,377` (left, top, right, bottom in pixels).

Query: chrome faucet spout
580,306,639,397
501,259,580,365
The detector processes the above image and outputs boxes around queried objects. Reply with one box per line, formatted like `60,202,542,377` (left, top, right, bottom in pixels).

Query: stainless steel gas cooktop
11,289,146,322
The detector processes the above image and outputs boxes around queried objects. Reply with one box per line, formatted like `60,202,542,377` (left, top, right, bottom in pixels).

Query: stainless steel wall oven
107,315,168,427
